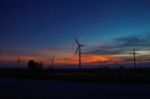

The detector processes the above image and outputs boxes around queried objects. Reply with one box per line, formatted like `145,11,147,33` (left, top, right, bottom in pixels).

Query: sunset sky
0,0,150,68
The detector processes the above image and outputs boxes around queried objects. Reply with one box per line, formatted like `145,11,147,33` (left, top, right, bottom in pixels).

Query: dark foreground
1,68,150,82
0,78,150,99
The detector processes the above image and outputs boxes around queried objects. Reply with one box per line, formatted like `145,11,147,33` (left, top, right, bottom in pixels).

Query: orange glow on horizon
1,51,149,66
82,54,122,64
0,53,122,65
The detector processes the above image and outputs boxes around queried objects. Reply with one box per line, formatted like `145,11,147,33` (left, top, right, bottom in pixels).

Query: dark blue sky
0,0,150,66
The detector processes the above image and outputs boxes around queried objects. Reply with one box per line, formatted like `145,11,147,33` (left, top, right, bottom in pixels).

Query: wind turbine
128,39,137,69
50,57,54,69
74,36,85,69
133,48,137,68
17,56,20,68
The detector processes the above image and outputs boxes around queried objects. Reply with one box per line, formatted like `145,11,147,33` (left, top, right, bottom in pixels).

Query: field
1,68,150,99
0,68,150,82
0,78,150,99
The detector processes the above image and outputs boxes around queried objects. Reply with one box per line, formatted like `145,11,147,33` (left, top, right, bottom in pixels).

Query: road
0,78,150,99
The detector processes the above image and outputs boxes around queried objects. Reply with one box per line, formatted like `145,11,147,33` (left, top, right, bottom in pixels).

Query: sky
0,0,150,68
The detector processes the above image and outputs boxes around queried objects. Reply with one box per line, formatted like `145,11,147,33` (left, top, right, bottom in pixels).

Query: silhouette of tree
119,65,124,70
27,60,43,71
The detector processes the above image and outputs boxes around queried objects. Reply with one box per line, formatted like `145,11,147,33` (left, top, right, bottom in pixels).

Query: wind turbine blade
74,36,79,45
74,47,79,55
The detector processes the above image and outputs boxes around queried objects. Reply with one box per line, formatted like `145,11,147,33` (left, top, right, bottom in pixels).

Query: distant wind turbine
17,56,20,68
74,36,85,69
50,57,54,69
128,39,137,69
133,48,137,68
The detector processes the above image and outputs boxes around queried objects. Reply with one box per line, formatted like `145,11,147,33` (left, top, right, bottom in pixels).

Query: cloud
114,35,150,48
85,34,150,62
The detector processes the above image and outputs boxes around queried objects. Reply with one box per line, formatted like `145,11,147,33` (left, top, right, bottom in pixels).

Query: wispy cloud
85,34,150,62
114,34,150,48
